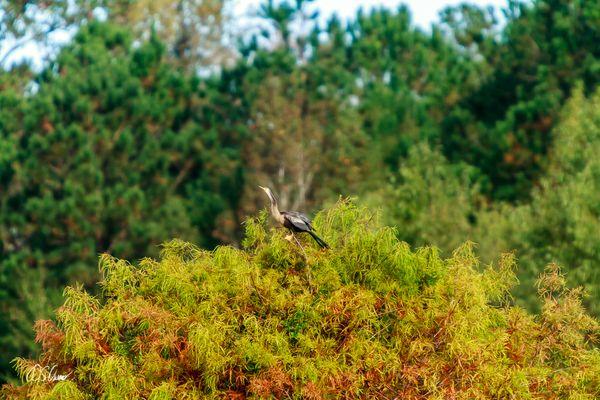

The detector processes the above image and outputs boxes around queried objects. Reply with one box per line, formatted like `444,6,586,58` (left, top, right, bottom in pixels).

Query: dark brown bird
259,186,329,249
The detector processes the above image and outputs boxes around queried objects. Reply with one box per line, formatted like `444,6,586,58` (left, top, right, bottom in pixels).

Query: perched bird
259,186,329,249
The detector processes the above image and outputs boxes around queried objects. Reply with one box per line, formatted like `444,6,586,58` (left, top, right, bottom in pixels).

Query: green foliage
0,22,238,380
0,0,232,71
378,86,600,317
343,6,481,168
2,202,599,399
441,0,600,199
369,143,484,254
3,0,600,387
480,86,600,315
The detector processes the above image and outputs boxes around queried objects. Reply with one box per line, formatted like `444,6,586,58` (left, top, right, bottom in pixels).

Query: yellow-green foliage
2,201,599,399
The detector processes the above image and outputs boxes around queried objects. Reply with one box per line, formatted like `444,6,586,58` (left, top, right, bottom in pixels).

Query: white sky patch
2,0,509,70
233,0,508,27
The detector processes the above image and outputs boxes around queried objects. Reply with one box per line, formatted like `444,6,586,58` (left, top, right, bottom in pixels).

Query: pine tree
0,22,238,381
441,0,600,200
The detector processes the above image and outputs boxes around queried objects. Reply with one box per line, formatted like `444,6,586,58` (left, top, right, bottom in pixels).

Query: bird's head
258,185,276,204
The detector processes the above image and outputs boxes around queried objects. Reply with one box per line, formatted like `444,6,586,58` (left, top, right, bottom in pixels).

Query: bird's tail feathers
308,231,329,249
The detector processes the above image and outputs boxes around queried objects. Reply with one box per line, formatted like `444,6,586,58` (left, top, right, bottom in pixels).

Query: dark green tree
0,22,238,380
339,6,485,170
476,87,600,314
441,0,600,200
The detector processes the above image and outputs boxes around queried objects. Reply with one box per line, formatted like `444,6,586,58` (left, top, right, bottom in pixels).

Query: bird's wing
282,211,312,231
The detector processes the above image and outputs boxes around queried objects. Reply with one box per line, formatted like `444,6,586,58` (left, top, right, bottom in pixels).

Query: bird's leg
291,232,307,257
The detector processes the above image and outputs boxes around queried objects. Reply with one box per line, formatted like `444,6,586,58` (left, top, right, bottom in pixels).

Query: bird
258,186,329,249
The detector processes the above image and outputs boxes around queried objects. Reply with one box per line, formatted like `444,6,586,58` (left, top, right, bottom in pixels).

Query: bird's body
281,211,312,232
259,186,329,249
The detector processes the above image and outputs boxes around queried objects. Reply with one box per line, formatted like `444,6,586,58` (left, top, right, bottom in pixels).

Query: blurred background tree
107,0,234,71
474,86,600,314
367,143,484,254
0,22,239,380
0,0,233,70
440,0,600,200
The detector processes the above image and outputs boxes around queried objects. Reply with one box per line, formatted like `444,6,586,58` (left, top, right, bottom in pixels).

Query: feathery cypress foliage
2,201,598,399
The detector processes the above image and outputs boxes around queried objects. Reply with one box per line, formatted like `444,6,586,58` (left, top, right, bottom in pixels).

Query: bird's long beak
258,185,267,192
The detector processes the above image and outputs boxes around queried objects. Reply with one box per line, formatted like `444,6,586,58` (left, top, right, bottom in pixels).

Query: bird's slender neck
267,192,284,224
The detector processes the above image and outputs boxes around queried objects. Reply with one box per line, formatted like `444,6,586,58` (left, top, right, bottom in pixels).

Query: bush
2,201,599,399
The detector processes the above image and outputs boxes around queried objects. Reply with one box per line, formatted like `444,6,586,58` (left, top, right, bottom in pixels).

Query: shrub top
3,201,599,399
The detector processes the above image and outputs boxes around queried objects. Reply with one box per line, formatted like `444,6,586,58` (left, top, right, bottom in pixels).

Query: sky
2,0,508,69
235,0,507,27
